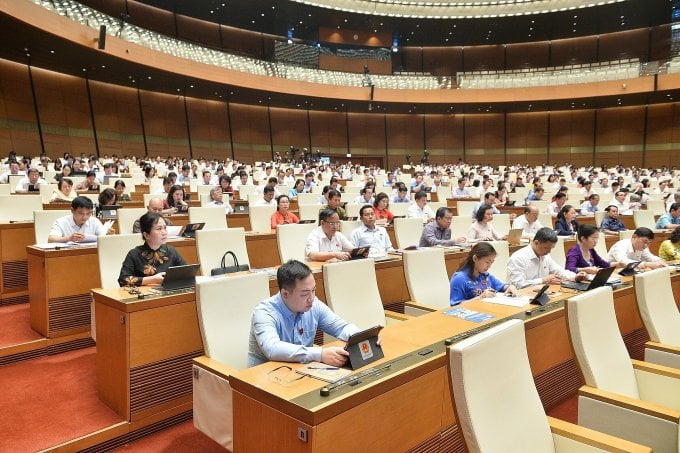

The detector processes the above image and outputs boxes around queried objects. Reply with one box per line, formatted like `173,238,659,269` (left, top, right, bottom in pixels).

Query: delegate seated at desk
606,227,667,271
118,212,186,286
305,208,355,262
247,260,361,367
349,205,394,257
133,197,173,233
47,196,110,243
507,227,587,288
418,207,466,247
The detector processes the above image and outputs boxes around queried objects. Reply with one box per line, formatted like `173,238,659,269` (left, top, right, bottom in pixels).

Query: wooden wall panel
463,45,505,72
507,112,549,165
176,15,221,49
221,26,263,59
229,103,270,163
185,98,230,160
423,114,463,164
422,48,462,76
309,110,346,154
270,107,309,152
464,114,505,166
650,24,672,62
506,42,550,70
549,110,595,166
550,36,598,66
90,81,145,157
0,59,40,155
139,91,189,158
599,29,649,62
347,112,385,155
318,27,391,47
126,1,176,37
400,48,423,73
386,114,424,153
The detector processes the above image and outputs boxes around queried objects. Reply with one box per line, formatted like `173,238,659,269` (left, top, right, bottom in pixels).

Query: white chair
237,184,257,201
451,215,473,240
0,185,9,196
276,223,316,263
97,234,143,289
389,202,410,217
566,286,680,452
345,203,361,219
39,183,57,203
490,213,510,236
393,217,423,249
117,208,147,235
403,248,450,314
448,319,650,453
0,195,43,221
487,240,510,281
192,272,270,451
456,200,478,217
189,206,228,231
296,193,319,205
33,210,69,244
593,231,608,258
619,229,634,240
248,205,276,233
550,236,567,267
634,268,680,368
647,199,667,216
340,220,362,236
323,259,407,331
298,203,321,222
528,199,550,213
538,212,553,230
633,210,656,229
195,228,250,277
594,210,606,228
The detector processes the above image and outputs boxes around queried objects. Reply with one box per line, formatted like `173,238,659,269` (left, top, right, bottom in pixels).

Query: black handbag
211,251,250,276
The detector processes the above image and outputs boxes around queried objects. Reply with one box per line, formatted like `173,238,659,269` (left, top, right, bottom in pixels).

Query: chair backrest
393,217,423,249
528,199,550,213
345,203,361,219
538,212,553,230
195,228,250,276
593,231,608,257
403,248,450,309
633,210,656,229
296,193,319,205
456,201,478,217
97,234,143,288
487,241,510,282
0,195,43,221
323,259,385,329
248,205,276,233
189,206,228,231
449,319,555,453
389,202,410,217
566,286,640,399
594,210,606,227
490,213,511,236
340,220,362,236
646,199,666,216
33,210,70,244
196,185,213,198
276,223,316,263
451,216,473,240
0,185,9,196
298,203,321,222
195,272,270,369
549,236,567,267
39,183,57,203
238,184,257,201
117,207,148,235
634,267,680,345
618,229,634,240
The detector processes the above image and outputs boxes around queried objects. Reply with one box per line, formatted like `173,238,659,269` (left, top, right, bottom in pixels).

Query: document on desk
443,308,495,323
482,295,530,307
296,362,353,383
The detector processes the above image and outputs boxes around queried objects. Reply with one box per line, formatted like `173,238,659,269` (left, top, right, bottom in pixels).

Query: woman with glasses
304,208,355,262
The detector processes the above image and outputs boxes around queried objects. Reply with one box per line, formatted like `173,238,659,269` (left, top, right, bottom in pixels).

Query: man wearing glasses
305,208,355,262
606,227,667,270
247,259,360,367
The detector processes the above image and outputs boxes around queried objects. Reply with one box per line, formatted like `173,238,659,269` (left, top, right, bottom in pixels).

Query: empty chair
237,184,257,201
618,229,634,240
340,220,362,236
39,183,57,203
117,207,147,235
33,210,69,244
403,248,450,313
634,268,680,368
276,223,316,263
448,319,650,453
549,236,567,267
323,259,406,330
566,286,680,452
393,217,423,248
538,212,553,230
0,195,43,221
189,206,228,231
593,231,608,258
195,228,250,277
298,203,321,222
633,210,656,229
193,272,270,451
248,205,276,233
487,240,510,281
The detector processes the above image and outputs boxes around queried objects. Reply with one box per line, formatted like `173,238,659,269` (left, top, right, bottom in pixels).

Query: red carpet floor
546,394,578,424
0,346,123,452
113,420,224,452
0,304,43,348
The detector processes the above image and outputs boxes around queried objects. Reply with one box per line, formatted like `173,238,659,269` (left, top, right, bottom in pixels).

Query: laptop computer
561,266,616,292
344,325,384,370
158,264,200,291
180,222,205,238
507,228,523,246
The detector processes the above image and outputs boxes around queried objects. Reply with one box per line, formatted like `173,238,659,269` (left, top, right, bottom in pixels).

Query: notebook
561,266,616,292
344,325,384,370
158,264,200,291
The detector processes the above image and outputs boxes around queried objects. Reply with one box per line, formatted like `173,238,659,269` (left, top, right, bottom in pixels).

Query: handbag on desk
211,251,250,276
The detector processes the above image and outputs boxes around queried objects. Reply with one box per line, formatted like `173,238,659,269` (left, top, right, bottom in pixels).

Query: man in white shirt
406,192,435,223
507,227,586,288
606,227,666,270
305,208,355,262
547,192,567,217
349,205,394,257
48,196,109,243
0,160,23,184
15,168,46,192
451,178,472,198
609,190,632,214
511,205,544,239
579,193,600,215
252,186,277,206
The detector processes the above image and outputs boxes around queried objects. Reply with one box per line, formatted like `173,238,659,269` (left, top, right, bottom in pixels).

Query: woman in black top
163,185,189,213
118,212,185,286
555,204,579,236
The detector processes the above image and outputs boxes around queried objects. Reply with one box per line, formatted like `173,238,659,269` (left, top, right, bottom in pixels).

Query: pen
308,366,339,370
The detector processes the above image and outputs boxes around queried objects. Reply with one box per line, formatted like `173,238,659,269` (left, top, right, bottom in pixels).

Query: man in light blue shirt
248,260,360,367
655,203,680,230
349,205,394,257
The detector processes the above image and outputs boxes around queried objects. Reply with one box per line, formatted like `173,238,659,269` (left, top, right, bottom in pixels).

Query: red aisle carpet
0,346,122,452
0,304,42,348
546,395,578,424
113,420,224,452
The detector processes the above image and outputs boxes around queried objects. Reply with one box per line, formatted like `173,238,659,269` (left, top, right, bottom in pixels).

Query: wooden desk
0,221,34,306
93,287,202,422
27,239,198,338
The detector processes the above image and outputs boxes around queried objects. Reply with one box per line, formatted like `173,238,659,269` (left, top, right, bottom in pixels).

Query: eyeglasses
267,365,305,386
323,221,340,227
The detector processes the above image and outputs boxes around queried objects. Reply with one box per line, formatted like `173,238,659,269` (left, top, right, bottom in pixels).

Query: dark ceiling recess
133,0,670,47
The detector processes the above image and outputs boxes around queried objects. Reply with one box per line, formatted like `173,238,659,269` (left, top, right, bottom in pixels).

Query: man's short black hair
359,204,374,217
263,186,275,194
436,207,452,220
669,203,680,212
414,191,428,201
71,196,94,210
318,208,338,224
633,227,654,240
588,193,599,201
533,227,558,244
327,189,341,199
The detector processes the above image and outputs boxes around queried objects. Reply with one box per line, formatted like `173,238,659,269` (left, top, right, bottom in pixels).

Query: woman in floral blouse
118,212,185,286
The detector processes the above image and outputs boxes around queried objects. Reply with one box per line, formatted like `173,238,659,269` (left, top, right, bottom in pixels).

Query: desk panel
0,222,33,306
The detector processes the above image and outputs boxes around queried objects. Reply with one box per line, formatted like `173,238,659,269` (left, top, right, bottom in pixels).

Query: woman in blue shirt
449,242,519,305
